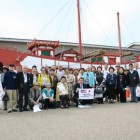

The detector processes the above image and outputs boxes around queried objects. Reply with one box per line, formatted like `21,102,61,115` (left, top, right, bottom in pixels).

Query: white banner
79,88,94,99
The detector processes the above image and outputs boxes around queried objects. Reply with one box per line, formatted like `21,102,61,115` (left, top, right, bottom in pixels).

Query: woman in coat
37,67,50,90
106,67,117,103
117,67,127,103
95,66,104,104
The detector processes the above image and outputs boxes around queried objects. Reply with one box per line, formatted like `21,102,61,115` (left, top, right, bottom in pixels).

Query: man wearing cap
4,64,17,113
29,82,42,110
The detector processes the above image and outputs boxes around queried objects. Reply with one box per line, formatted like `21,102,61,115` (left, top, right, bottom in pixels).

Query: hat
33,82,39,86
9,64,15,67
46,83,51,87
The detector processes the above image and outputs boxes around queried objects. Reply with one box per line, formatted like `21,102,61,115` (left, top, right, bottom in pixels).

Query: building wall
0,39,140,63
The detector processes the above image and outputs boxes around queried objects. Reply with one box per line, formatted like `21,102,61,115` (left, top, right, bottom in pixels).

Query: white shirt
23,73,27,83
103,69,109,80
42,76,47,86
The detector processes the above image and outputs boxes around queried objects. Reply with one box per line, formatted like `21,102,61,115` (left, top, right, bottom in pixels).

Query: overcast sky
0,0,140,47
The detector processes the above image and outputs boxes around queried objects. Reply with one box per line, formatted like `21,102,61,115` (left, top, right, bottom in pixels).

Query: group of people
0,62,140,113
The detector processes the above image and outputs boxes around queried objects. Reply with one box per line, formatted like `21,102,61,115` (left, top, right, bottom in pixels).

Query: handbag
95,86,103,94
2,92,9,101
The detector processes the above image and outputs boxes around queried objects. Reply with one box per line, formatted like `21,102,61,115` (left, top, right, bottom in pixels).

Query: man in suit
73,77,87,107
16,65,33,112
29,82,42,110
127,63,139,103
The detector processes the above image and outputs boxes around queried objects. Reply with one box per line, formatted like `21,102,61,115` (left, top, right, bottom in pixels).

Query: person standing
30,65,38,84
1,66,9,88
115,64,120,101
117,67,127,103
44,64,49,75
73,69,79,85
134,63,140,101
38,67,50,90
106,67,117,103
1,66,8,110
78,68,84,80
56,65,65,82
83,66,95,88
83,66,95,104
64,68,74,99
127,63,139,103
102,63,109,101
49,68,58,99
95,66,104,104
16,65,32,112
4,64,17,113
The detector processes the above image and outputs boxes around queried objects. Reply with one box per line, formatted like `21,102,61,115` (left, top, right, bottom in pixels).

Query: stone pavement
0,102,140,140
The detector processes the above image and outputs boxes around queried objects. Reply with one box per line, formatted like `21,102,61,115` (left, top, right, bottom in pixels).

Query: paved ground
0,102,140,140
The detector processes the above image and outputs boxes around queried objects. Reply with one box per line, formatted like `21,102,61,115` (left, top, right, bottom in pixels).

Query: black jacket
30,73,38,85
117,73,128,90
16,72,32,90
49,75,58,89
127,70,139,87
73,83,87,96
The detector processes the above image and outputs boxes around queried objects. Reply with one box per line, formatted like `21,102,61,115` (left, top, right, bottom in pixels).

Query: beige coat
56,82,68,101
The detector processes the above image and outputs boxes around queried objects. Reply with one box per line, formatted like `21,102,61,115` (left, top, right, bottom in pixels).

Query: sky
0,0,140,47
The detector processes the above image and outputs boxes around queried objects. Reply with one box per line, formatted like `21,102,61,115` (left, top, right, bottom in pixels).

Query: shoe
7,110,12,113
16,105,19,108
19,109,23,112
65,105,69,108
12,108,18,112
23,108,29,111
130,101,134,103
61,105,65,109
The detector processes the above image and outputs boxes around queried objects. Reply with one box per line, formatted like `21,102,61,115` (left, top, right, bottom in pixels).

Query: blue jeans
130,87,137,102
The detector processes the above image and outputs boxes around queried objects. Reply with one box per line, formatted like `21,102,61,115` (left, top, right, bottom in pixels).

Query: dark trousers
120,90,126,103
73,94,93,106
60,94,69,106
73,94,78,107
97,97,103,103
43,98,56,109
116,89,120,101
29,100,42,109
51,87,56,99
108,85,116,100
18,84,29,110
41,86,46,90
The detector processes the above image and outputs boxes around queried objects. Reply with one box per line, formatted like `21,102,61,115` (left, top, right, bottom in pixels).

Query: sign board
79,88,94,100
